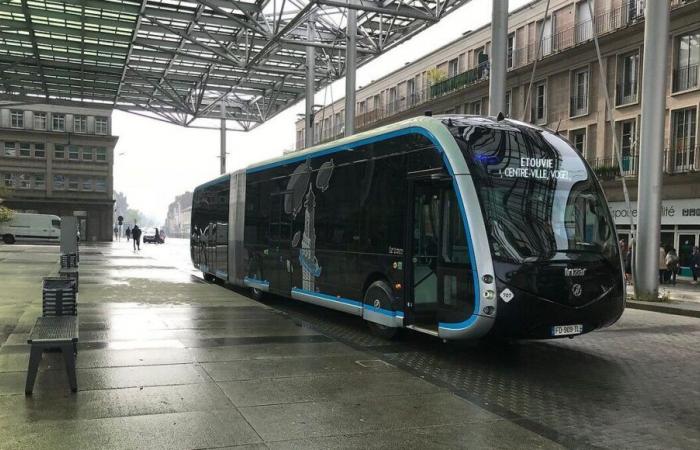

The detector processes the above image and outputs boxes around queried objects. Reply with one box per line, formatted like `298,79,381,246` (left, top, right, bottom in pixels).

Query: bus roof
245,115,550,174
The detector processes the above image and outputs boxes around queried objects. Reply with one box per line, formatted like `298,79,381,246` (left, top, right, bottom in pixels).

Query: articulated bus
191,115,624,340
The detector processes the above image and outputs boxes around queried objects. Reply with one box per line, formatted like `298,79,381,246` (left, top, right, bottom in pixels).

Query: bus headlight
483,290,495,300
482,274,494,284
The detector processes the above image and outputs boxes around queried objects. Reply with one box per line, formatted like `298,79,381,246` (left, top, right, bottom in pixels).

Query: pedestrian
691,246,700,285
113,224,119,241
624,240,633,285
132,224,142,251
665,247,679,285
659,245,667,284
125,226,131,242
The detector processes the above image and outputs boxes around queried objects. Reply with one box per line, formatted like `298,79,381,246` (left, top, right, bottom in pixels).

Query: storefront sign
608,198,700,225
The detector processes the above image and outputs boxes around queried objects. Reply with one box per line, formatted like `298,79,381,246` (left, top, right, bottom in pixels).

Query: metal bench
25,316,79,395
58,267,79,291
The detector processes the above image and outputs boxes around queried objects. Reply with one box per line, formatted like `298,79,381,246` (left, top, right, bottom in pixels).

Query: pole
488,0,508,116
220,99,226,175
344,9,357,136
305,16,315,148
634,1,669,301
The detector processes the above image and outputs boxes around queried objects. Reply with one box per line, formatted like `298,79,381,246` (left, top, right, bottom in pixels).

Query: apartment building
0,103,118,241
295,0,700,270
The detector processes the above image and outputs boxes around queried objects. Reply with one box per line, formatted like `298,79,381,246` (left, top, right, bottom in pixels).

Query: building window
95,116,109,134
95,177,106,192
69,146,79,160
4,142,16,157
54,144,65,159
82,178,92,191
74,115,87,133
575,0,594,44
571,68,589,116
34,174,45,189
53,175,65,190
11,110,24,128
571,128,587,157
674,31,700,92
504,91,512,117
34,143,45,158
68,177,79,191
19,143,31,157
618,119,637,174
617,51,639,106
52,113,66,131
470,100,482,115
541,16,553,56
448,58,459,78
533,81,547,124
3,173,14,188
507,32,515,69
34,112,47,130
82,147,93,160
18,174,30,189
670,107,697,173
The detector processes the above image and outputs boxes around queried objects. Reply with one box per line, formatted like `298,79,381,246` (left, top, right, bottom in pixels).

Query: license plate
552,324,583,336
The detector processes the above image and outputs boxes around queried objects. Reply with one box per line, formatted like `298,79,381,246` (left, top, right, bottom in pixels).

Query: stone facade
0,102,118,241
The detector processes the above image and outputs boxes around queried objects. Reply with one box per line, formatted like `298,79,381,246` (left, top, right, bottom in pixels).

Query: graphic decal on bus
284,159,335,291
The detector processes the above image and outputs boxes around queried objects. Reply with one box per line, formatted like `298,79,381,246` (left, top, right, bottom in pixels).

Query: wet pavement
0,240,699,449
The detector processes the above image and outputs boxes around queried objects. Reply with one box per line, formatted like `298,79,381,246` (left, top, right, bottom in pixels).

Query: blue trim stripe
363,304,405,318
244,277,270,288
291,288,362,308
246,125,481,331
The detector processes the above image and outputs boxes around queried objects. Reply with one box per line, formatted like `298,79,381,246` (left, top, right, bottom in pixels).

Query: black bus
191,115,624,340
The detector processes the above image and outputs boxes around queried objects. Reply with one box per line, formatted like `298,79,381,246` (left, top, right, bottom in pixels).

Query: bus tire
364,280,398,340
2,234,15,244
250,287,265,300
203,272,216,282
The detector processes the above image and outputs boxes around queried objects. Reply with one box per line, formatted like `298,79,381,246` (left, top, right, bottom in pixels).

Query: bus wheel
364,280,398,340
203,273,216,282
2,234,15,244
250,287,265,300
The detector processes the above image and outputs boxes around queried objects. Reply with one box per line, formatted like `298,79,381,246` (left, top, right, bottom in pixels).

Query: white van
0,213,61,244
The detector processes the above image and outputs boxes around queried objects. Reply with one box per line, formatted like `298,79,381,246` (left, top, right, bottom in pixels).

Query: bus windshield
450,121,617,263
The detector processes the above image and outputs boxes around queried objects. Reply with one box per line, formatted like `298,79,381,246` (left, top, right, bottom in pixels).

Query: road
155,238,700,449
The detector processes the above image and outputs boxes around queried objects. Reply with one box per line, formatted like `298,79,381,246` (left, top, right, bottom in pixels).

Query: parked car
0,213,61,244
143,227,165,244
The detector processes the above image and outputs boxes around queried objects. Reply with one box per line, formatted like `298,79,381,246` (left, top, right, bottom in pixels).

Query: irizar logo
564,267,587,277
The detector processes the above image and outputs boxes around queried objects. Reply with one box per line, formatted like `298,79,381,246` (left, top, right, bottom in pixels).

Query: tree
426,67,447,85
0,186,14,223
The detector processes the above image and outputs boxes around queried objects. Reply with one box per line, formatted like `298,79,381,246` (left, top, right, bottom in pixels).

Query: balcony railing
588,146,698,179
673,64,699,92
665,145,699,173
430,61,490,98
570,96,588,117
616,83,638,106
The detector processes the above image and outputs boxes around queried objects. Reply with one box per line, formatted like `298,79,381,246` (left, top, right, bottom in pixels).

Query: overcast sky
112,0,532,222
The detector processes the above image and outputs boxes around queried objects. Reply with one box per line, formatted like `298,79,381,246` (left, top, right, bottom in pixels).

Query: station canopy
0,0,471,130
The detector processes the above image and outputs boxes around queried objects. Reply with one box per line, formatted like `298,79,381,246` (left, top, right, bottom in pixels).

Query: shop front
608,198,700,276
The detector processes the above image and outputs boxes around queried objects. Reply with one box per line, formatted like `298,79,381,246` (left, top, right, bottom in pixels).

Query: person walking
659,245,667,285
665,247,679,286
125,226,131,242
132,224,142,251
113,224,119,241
691,246,700,285
624,240,633,285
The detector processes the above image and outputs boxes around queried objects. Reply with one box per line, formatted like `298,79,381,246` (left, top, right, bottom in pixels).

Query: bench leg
61,344,78,393
25,345,43,395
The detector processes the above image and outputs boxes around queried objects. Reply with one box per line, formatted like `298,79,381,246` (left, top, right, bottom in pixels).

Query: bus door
266,190,293,295
407,181,475,328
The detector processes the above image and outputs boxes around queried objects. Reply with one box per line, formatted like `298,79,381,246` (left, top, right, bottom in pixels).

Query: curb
626,300,700,319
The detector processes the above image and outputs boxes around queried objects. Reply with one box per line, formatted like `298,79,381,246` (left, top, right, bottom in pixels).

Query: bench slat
28,317,78,343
